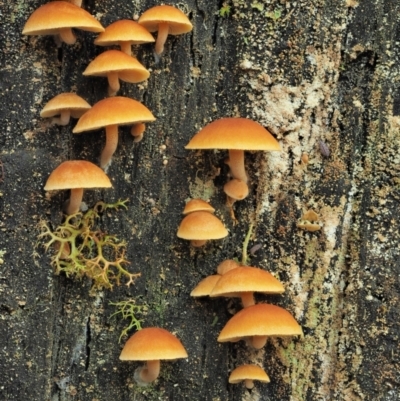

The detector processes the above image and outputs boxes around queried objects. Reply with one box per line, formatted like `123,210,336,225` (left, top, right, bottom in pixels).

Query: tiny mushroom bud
229,364,270,389
22,2,104,46
224,179,249,206
44,160,112,215
40,93,91,126
94,19,155,56
183,199,215,215
119,327,188,385
297,209,322,232
138,5,193,57
216,259,240,275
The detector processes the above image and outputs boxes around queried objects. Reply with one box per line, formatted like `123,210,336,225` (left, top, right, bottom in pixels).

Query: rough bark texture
1,0,399,400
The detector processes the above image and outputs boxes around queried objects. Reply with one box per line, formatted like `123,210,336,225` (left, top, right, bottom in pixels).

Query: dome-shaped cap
22,1,104,36
44,160,112,190
73,97,155,133
94,19,155,46
40,93,91,119
186,118,281,151
83,50,150,83
229,364,270,384
183,199,215,215
210,266,285,297
120,327,188,361
138,5,193,35
177,211,228,240
218,304,303,343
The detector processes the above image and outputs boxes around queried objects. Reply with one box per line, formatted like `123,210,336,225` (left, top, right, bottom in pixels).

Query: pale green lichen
110,299,147,342
37,200,140,291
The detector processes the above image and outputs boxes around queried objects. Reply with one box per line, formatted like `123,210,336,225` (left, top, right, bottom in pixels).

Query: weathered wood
1,0,399,400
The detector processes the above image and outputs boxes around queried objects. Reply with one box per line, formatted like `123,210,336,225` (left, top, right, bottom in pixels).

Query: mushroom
218,304,303,349
223,178,249,207
73,97,155,169
22,1,104,46
297,209,322,232
94,19,155,56
119,327,188,385
44,160,112,215
210,266,285,308
40,93,91,126
177,211,228,247
83,50,150,96
138,5,193,57
229,364,270,389
183,198,215,215
185,118,281,199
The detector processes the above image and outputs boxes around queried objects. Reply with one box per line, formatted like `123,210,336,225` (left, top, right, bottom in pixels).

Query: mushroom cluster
191,256,302,388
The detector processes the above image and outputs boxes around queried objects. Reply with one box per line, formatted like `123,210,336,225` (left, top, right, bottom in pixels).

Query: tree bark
1,1,399,400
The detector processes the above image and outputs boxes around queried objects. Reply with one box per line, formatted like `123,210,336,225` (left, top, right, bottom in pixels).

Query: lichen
36,199,140,291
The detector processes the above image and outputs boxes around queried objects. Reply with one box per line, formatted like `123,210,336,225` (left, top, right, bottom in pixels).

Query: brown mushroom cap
44,160,111,191
218,304,303,343
190,275,221,297
73,97,155,133
183,199,215,215
229,364,270,386
210,266,285,298
138,5,193,35
83,50,150,83
94,19,155,47
185,118,281,151
120,327,188,361
22,1,104,36
40,93,91,119
177,211,228,241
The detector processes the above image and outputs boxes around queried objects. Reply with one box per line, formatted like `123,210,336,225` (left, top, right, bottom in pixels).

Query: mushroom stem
137,360,161,383
59,28,76,45
226,150,247,183
119,41,132,55
191,239,207,247
107,72,120,96
240,292,255,308
131,123,146,143
101,125,119,169
155,22,169,55
53,110,71,126
251,335,268,349
244,379,255,390
66,188,84,215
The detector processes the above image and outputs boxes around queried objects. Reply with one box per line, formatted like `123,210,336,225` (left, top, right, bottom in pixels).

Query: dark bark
1,0,399,400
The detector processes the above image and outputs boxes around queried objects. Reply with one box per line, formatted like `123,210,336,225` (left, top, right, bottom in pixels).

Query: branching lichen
37,199,140,291
110,299,147,342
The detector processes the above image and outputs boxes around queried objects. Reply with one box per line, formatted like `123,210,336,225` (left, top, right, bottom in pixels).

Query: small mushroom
297,209,322,231
73,97,155,169
216,259,240,275
218,304,303,349
210,266,285,308
119,327,188,385
83,50,150,96
138,5,193,57
40,93,91,126
177,211,228,247
94,19,155,56
223,178,249,206
229,364,270,389
44,160,112,215
186,118,280,199
22,2,104,46
190,275,221,297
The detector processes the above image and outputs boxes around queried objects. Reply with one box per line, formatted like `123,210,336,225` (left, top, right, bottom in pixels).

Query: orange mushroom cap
182,199,215,215
229,364,270,387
